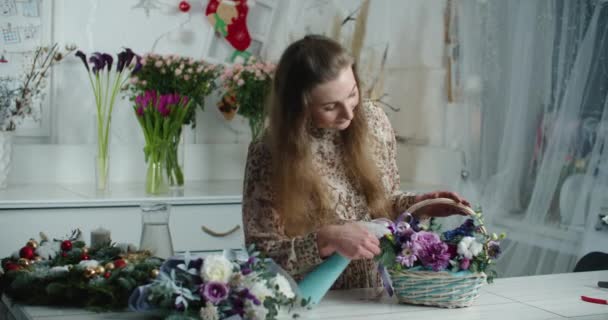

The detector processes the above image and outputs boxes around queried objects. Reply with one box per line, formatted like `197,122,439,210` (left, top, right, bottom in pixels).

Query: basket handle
406,197,475,216
406,198,487,235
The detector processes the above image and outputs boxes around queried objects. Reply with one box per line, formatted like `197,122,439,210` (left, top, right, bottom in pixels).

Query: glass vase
139,203,174,259
145,143,169,195
95,154,110,193
167,129,185,194
0,131,13,189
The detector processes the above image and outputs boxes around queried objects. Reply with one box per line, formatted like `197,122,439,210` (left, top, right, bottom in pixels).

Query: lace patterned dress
242,102,417,289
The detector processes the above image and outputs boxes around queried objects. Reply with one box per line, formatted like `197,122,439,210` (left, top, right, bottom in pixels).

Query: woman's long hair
265,35,390,236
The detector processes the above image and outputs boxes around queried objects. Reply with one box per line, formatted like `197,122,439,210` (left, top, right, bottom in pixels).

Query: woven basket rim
389,268,487,278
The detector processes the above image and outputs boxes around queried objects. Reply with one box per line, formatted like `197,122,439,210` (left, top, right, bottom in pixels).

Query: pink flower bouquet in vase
129,54,221,190
376,198,505,308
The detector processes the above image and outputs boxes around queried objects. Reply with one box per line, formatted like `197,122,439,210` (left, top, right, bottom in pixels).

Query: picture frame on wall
1,0,53,137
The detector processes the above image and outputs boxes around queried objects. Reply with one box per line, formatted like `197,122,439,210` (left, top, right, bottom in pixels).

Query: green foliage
0,242,162,311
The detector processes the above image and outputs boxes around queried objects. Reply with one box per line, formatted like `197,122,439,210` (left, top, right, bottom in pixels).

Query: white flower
270,274,295,299
245,300,268,320
201,255,234,283
247,278,274,302
199,302,219,320
457,237,483,259
35,241,60,260
78,260,100,268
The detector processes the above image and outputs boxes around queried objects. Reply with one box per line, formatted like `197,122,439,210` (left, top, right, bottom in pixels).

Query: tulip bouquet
129,54,221,188
218,57,275,141
129,249,303,320
133,90,193,195
75,49,141,191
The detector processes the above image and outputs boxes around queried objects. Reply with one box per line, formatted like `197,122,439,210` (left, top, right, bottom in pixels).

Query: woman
242,35,470,289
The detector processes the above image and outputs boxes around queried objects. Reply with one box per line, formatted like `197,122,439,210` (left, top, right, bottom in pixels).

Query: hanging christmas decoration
178,0,191,12
205,0,252,62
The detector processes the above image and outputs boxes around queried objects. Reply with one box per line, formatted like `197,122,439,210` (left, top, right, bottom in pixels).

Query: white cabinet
0,203,244,258
0,181,244,258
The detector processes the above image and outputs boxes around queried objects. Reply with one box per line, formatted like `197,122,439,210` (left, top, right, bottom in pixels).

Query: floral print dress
242,102,417,289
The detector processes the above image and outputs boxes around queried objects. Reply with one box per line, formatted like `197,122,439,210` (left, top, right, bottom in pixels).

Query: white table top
2,271,607,320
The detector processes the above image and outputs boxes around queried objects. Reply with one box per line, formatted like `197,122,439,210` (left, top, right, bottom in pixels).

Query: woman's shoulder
361,100,394,142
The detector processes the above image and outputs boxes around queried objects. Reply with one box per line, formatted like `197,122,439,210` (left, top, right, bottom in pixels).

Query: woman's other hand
317,223,380,260
412,191,471,218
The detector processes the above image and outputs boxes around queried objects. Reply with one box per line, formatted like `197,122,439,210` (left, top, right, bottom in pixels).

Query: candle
91,227,112,248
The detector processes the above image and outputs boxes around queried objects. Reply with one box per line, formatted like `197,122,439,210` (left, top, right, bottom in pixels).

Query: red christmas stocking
206,0,251,52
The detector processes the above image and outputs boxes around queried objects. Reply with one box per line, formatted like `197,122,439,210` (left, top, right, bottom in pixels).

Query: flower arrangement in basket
376,198,505,308
129,247,306,320
0,229,162,310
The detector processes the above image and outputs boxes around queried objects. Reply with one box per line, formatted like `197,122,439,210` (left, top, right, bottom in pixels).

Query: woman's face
309,66,359,130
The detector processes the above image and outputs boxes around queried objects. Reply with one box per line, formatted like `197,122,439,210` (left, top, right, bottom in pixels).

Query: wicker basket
389,269,486,308
389,198,487,308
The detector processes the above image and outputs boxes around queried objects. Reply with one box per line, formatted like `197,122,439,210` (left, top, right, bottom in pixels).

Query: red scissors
581,296,608,305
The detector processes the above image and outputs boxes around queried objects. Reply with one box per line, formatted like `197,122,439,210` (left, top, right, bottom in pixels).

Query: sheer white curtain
456,0,608,276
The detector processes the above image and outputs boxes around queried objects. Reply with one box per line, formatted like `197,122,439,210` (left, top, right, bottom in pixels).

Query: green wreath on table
0,229,162,311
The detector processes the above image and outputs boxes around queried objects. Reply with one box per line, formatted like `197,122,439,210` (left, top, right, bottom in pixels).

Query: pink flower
175,69,183,76
197,66,204,73
184,75,190,81
460,258,471,270
187,68,193,74
237,79,245,86
130,77,139,84
154,60,163,67
161,68,166,74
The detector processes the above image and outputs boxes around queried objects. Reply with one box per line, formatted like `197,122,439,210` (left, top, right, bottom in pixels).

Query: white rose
245,300,269,320
457,237,483,259
201,255,234,283
271,274,295,299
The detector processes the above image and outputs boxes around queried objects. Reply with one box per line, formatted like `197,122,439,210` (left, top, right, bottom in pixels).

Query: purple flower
410,231,450,271
200,281,230,304
396,242,417,267
101,53,113,71
75,51,89,71
417,241,451,271
89,52,105,74
488,241,501,259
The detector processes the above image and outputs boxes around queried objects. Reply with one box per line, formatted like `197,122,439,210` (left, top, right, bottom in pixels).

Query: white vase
0,131,13,189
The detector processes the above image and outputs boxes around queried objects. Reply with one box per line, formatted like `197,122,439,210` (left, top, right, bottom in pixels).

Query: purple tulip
200,281,230,304
75,51,89,71
116,51,127,73
101,53,113,71
89,53,105,74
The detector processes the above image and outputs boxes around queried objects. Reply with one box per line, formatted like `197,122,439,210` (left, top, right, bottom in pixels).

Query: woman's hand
317,223,381,260
411,191,471,218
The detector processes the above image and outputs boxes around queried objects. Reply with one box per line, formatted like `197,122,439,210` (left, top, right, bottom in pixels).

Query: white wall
10,0,462,189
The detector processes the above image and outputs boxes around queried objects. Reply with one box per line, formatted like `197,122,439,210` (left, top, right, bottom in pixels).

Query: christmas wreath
0,229,162,311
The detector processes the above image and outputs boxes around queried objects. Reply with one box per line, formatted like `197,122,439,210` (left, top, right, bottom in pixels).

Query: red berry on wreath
61,252,68,258
179,1,191,12
19,246,35,259
4,262,21,271
104,271,111,279
81,254,90,261
61,240,72,251
114,259,127,268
